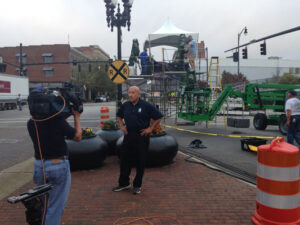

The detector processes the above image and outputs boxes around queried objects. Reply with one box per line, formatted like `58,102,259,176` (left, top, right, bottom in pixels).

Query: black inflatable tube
116,134,178,167
66,136,108,171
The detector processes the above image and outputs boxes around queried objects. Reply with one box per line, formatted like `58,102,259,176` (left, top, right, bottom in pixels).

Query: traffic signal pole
225,26,300,53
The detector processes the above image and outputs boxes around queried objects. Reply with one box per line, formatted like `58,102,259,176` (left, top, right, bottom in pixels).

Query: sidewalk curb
0,157,34,200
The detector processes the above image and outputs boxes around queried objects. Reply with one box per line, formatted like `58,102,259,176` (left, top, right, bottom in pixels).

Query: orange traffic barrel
252,137,300,225
100,107,110,127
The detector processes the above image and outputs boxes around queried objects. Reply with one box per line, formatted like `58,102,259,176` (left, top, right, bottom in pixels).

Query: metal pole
225,26,300,53
206,47,208,83
206,47,208,128
19,43,23,76
237,33,240,76
162,48,166,123
116,4,122,112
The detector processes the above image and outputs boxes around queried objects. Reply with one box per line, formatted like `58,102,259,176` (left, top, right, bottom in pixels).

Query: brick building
197,41,206,59
0,44,110,90
74,45,110,60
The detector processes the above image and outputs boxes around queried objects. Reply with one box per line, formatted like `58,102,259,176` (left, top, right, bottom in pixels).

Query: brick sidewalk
0,153,256,225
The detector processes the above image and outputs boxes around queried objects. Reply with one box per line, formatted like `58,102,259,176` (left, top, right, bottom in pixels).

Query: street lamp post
237,26,247,76
104,0,133,111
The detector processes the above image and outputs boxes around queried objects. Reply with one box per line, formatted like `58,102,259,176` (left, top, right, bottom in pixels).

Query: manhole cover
0,139,19,144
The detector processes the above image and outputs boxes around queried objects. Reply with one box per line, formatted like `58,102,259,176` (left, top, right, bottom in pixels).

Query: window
42,53,53,63
296,68,300,74
15,53,27,64
43,67,54,77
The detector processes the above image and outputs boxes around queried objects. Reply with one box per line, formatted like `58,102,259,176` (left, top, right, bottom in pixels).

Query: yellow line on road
165,125,277,139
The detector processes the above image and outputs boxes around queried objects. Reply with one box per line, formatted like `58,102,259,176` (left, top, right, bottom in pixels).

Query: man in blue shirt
140,48,148,75
114,86,163,194
186,35,197,69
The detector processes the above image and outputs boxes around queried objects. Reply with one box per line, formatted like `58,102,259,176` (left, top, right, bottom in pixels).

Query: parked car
95,96,107,102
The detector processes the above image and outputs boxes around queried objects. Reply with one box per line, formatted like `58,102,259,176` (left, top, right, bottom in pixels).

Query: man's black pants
119,132,150,188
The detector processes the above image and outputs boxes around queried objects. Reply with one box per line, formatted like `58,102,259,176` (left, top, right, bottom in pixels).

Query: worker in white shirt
285,90,300,145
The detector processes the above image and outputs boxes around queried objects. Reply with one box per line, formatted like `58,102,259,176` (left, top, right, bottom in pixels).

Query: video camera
7,184,52,225
28,82,83,120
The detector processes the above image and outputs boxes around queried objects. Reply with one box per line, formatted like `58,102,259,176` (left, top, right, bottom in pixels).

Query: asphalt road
0,102,284,184
0,102,116,171
165,116,282,178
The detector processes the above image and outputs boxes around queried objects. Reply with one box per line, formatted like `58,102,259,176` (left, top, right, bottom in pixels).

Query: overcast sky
0,0,299,61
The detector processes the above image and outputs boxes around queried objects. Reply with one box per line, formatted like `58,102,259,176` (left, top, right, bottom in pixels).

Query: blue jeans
17,101,22,111
141,63,147,75
287,115,300,145
33,159,71,225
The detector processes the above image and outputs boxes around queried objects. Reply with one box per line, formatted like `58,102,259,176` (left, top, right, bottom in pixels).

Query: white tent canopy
144,19,199,49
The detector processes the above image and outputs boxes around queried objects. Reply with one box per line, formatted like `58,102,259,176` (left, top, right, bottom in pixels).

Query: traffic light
260,41,266,55
242,47,248,59
233,52,238,62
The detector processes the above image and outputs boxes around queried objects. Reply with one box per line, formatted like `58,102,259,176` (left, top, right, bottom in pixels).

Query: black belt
37,155,68,160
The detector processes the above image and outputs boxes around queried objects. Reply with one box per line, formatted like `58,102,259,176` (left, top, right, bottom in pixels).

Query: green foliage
279,73,300,84
73,62,117,99
129,39,140,66
268,75,280,84
221,70,248,86
102,119,119,130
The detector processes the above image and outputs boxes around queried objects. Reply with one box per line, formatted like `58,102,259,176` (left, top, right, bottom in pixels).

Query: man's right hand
72,109,81,117
120,126,128,135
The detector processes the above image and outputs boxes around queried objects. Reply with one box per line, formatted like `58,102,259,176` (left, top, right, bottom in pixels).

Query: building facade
0,44,110,90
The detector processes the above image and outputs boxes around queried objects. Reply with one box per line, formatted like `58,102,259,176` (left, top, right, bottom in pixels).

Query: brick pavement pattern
0,154,256,225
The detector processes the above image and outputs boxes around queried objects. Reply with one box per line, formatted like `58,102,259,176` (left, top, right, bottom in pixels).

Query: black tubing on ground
253,113,268,130
279,115,287,135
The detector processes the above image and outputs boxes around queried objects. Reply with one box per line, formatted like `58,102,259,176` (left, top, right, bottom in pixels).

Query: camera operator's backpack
28,88,71,120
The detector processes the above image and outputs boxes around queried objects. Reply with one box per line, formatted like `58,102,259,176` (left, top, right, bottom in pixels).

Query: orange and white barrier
252,137,300,225
100,107,110,127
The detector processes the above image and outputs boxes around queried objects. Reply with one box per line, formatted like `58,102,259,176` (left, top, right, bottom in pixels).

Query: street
0,103,283,188
0,102,116,171
0,102,288,224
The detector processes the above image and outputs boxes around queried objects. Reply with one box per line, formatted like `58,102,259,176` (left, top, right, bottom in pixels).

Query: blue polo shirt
140,51,148,64
117,99,163,132
189,39,197,56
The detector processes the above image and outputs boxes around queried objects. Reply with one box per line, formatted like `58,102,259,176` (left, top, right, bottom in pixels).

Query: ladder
207,56,226,128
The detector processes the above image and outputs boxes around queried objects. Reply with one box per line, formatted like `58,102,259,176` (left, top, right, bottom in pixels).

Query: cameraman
27,109,82,225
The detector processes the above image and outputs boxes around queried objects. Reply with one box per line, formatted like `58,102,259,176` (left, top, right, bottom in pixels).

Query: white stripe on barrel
257,189,300,209
257,162,299,181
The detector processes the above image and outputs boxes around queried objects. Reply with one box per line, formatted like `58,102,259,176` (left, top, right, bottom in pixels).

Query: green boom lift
178,69,300,134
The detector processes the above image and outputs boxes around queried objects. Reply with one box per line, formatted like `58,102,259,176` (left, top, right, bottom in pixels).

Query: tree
279,72,300,85
73,62,117,101
268,74,280,84
221,70,248,87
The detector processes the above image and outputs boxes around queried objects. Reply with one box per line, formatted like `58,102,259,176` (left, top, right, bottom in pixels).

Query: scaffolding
124,44,209,125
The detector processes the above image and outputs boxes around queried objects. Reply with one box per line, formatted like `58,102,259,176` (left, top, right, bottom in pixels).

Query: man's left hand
140,127,152,136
